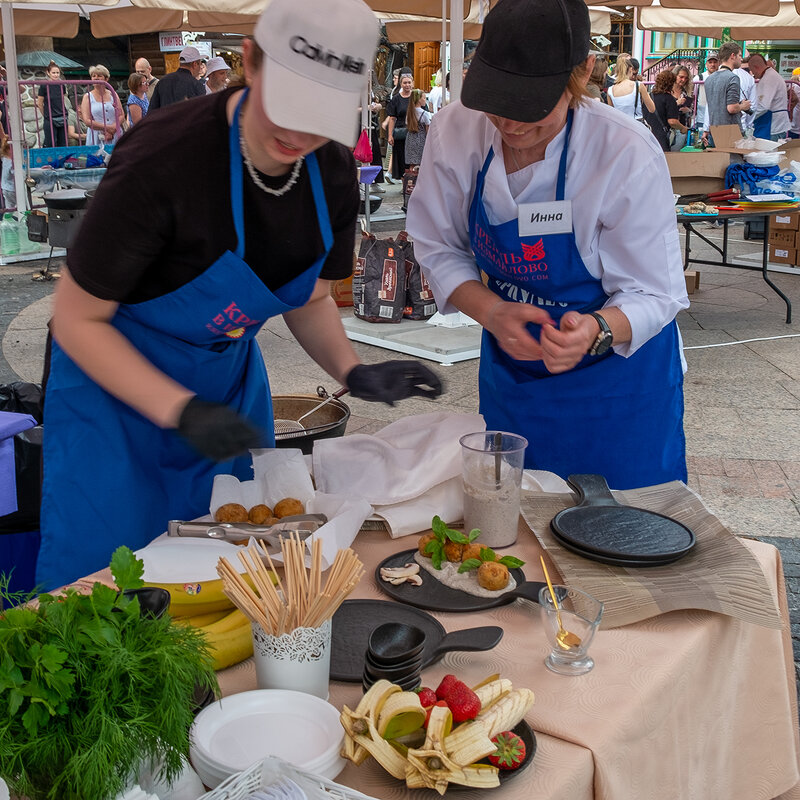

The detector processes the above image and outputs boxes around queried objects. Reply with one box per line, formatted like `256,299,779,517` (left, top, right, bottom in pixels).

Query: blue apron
753,110,773,140
38,92,334,590
470,110,686,490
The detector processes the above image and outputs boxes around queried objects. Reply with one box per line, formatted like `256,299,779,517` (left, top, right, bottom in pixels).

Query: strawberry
446,684,481,722
487,731,526,770
417,686,437,707
424,700,448,727
435,674,460,700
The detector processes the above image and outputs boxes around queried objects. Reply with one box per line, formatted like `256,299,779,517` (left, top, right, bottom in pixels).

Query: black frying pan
330,599,503,682
376,549,545,612
550,474,695,565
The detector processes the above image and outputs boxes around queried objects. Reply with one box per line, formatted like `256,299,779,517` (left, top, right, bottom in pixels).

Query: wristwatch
588,312,613,356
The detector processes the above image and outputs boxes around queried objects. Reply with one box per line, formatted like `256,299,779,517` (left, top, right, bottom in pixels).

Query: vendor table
677,209,796,323
214,520,800,800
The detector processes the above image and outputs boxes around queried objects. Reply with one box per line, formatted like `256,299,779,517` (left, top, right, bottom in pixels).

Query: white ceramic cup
252,619,332,700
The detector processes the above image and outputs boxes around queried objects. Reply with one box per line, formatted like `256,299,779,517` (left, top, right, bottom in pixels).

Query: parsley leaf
109,546,145,591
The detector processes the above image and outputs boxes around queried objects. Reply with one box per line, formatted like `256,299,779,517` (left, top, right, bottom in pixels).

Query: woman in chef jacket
38,0,441,591
407,0,688,491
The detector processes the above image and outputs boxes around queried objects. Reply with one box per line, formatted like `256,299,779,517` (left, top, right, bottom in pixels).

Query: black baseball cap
461,0,591,122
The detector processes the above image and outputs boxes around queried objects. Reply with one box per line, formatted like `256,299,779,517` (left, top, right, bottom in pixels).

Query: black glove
177,397,266,461
345,361,444,406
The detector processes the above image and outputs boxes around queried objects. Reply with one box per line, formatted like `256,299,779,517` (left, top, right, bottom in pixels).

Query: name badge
518,200,573,237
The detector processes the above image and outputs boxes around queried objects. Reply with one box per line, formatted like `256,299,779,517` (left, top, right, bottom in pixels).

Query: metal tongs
167,514,328,548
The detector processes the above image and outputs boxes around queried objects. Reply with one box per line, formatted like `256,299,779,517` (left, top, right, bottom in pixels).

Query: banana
195,608,253,671
174,609,229,628
377,692,426,739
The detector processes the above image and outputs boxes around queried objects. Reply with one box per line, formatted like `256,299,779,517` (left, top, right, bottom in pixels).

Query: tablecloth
216,519,800,800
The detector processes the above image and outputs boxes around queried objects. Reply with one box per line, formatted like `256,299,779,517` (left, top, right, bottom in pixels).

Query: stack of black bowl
363,622,425,692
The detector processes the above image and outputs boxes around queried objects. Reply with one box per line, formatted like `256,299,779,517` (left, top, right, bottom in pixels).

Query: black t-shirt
652,93,679,151
386,93,411,129
148,67,205,110
68,88,359,305
38,82,66,120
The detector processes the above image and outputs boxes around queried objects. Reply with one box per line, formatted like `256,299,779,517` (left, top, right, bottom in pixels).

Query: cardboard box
771,212,800,231
708,125,800,169
768,244,798,265
665,151,731,197
768,228,798,247
684,270,700,294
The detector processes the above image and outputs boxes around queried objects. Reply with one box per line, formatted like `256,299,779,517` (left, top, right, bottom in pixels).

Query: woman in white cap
37,0,442,590
407,0,688,490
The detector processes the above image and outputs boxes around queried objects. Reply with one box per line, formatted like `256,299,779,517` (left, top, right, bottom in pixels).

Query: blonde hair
612,54,632,83
89,64,110,80
566,58,593,109
406,89,426,132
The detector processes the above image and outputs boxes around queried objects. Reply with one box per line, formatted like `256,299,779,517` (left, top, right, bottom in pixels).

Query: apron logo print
521,239,546,261
205,301,263,337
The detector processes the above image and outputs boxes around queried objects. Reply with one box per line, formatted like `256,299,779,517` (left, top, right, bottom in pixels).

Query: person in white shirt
428,72,450,113
733,56,756,132
407,0,689,490
693,52,718,130
788,67,800,139
748,52,790,140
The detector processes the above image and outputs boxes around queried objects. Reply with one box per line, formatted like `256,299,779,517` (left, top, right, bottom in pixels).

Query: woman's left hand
539,312,597,373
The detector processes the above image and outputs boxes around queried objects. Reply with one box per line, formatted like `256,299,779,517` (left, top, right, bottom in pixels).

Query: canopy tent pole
449,0,464,102
440,0,447,104
1,2,29,214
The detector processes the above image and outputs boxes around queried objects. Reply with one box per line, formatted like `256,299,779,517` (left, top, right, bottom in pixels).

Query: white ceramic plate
134,538,247,583
191,690,343,773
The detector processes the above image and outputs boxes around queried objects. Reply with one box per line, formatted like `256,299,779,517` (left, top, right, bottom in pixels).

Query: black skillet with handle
549,474,696,567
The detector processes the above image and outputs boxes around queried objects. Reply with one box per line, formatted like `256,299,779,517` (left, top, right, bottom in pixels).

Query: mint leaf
498,556,525,569
109,546,144,591
457,558,481,574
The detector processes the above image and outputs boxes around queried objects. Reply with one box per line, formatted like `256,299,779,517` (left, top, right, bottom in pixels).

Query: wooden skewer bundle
216,533,364,636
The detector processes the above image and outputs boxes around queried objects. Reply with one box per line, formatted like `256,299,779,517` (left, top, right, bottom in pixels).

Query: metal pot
44,189,90,248
272,387,350,455
43,188,88,210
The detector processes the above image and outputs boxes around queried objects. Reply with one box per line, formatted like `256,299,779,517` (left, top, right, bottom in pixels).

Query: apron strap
555,108,574,202
229,91,248,260
305,151,333,252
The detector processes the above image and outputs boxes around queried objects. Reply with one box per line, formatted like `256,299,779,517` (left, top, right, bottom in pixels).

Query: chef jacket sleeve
595,147,689,357
406,116,483,314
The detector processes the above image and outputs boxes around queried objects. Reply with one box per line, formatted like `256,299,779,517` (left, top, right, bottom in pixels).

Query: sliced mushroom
380,563,421,586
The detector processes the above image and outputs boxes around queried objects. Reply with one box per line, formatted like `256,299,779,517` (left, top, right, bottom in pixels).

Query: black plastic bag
0,381,43,422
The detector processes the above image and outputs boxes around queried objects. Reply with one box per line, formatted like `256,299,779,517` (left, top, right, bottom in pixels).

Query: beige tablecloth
216,520,800,800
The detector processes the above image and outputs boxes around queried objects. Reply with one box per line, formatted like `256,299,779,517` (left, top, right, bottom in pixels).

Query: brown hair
566,58,593,109
718,41,741,63
653,69,676,95
406,89,426,132
127,72,145,93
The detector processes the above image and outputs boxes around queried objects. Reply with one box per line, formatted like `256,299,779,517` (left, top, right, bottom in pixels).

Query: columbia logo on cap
289,36,366,75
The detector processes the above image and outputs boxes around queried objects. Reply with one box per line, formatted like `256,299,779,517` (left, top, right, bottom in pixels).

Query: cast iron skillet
376,549,545,612
550,474,696,566
330,599,503,682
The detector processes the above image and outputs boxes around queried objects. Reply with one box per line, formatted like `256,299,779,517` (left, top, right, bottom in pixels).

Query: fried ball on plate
418,532,436,557
273,497,305,518
444,540,464,562
462,542,485,562
248,504,274,524
477,561,509,591
214,503,249,523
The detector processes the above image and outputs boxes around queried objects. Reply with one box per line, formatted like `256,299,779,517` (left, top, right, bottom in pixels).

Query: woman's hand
538,311,597,373
486,300,554,362
105,123,116,136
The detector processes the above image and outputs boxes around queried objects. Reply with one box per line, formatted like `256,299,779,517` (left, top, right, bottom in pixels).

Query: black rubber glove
177,397,266,461
345,360,444,406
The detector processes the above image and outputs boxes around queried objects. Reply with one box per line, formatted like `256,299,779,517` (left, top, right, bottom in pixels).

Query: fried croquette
461,543,485,562
477,561,509,591
248,504,274,524
214,503,249,523
418,532,436,557
273,497,305,518
443,540,464,562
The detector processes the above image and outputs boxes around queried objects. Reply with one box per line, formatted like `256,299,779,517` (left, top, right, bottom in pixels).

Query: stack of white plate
189,690,346,790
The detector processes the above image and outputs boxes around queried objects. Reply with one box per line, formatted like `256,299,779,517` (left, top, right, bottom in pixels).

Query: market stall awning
603,0,779,13
639,0,800,39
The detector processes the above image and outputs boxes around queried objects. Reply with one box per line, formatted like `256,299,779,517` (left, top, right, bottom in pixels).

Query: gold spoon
540,556,582,650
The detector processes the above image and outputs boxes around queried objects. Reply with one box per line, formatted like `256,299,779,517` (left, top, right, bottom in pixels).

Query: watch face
593,334,612,355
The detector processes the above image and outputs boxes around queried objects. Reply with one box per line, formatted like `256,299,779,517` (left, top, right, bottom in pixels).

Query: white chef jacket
406,100,689,358
733,67,756,129
754,67,790,135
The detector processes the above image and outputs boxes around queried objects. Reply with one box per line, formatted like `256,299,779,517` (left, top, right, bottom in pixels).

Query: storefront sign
779,52,800,78
159,31,184,51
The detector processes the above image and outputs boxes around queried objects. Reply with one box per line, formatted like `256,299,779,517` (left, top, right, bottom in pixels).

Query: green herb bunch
0,547,218,800
424,516,481,569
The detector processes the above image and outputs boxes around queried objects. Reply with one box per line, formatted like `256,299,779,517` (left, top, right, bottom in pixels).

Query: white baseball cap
254,0,379,148
179,45,206,64
205,56,229,76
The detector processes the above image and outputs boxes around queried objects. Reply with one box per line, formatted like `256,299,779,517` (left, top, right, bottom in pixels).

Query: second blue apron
38,93,334,590
469,110,686,490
